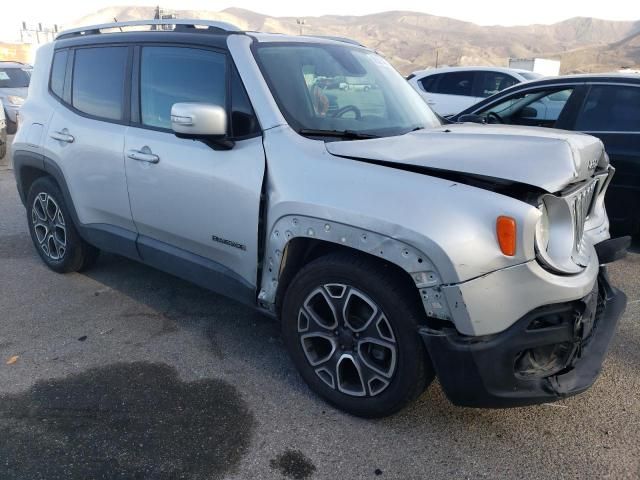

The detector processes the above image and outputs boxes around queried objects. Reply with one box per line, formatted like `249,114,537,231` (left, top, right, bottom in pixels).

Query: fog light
514,342,574,378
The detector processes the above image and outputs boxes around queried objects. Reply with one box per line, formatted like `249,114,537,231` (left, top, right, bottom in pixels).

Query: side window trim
62,49,74,104
130,45,141,125
229,62,262,140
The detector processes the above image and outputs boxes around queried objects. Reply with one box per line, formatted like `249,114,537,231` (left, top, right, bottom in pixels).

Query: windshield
254,43,441,138
0,68,30,88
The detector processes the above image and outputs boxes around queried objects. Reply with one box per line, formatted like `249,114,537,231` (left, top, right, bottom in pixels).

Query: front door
124,45,265,289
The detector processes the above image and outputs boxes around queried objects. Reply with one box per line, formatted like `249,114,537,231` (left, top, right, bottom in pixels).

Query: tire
282,252,434,418
5,115,17,135
0,140,5,161
26,176,99,273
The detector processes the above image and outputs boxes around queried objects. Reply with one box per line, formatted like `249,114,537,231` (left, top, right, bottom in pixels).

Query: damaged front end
420,267,627,408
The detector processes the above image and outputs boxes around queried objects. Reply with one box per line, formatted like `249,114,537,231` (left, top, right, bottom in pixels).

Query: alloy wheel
31,192,67,261
298,284,398,397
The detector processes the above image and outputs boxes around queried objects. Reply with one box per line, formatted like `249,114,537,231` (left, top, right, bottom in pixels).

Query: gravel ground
0,148,638,479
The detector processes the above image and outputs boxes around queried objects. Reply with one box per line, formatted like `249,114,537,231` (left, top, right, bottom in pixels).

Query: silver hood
325,124,605,193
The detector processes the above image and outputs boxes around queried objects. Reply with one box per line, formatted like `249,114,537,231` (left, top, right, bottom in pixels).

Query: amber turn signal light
496,216,517,256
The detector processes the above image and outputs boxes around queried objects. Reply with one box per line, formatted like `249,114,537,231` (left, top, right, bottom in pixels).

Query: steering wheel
486,111,504,124
332,105,362,119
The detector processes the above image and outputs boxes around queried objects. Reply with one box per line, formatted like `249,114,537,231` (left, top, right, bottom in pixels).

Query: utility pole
297,19,306,36
19,21,58,44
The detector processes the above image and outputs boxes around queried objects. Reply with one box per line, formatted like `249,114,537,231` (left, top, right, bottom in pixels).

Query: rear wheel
26,176,99,273
282,253,434,417
5,114,17,135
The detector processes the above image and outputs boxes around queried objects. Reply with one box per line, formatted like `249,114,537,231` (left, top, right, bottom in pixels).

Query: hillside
72,7,640,75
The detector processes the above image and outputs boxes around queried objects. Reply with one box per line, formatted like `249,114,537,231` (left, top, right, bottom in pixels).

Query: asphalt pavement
0,138,638,479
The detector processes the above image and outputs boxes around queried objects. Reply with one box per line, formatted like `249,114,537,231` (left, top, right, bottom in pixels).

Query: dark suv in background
452,74,640,237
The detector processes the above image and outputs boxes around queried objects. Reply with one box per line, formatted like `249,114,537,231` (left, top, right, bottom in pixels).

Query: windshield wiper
298,129,379,140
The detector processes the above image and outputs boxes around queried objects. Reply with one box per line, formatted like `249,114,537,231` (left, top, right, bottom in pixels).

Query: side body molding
258,215,453,322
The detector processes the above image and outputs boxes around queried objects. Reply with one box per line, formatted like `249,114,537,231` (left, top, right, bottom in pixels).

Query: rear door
124,44,265,289
571,83,640,234
45,45,136,234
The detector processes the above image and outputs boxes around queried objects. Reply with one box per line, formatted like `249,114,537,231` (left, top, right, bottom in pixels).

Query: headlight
534,194,583,274
535,203,550,253
7,95,25,106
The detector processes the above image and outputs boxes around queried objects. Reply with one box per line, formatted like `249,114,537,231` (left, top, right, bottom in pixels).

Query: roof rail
308,35,364,47
56,19,241,39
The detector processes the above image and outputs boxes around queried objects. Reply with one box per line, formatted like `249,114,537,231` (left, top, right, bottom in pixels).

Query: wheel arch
259,215,454,325
14,150,82,226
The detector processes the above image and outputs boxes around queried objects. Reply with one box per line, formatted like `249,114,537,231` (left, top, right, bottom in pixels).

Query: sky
1,0,640,42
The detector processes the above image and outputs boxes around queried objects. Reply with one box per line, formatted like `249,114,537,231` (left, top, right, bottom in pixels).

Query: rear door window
72,47,128,121
574,85,640,132
419,74,442,93
433,72,474,96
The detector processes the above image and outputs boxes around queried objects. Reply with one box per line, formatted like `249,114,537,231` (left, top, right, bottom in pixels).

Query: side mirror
457,114,485,124
171,103,234,149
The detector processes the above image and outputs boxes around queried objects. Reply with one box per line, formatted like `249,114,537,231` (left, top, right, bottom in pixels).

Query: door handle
50,130,75,143
127,147,160,164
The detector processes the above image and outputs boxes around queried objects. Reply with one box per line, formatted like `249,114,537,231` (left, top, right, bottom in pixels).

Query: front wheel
282,253,434,417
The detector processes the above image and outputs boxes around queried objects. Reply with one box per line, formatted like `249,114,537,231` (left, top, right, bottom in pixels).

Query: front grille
556,172,612,268
569,179,597,256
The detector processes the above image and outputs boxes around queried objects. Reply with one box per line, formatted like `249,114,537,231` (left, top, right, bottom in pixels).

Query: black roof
55,29,235,50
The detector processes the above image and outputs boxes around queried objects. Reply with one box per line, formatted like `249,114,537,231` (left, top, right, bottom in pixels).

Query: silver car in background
0,61,31,134
11,20,628,417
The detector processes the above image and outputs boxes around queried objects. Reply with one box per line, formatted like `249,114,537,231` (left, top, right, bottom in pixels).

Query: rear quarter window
50,50,68,99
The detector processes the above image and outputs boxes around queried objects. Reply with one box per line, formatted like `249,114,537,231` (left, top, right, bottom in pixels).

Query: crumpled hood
325,124,605,192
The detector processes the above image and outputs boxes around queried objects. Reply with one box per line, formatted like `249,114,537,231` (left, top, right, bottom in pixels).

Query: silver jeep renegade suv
12,20,629,417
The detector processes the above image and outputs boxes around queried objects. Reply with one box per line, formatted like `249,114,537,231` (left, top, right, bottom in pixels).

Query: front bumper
421,267,626,408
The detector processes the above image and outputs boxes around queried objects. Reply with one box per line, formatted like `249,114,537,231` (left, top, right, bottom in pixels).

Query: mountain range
73,7,640,75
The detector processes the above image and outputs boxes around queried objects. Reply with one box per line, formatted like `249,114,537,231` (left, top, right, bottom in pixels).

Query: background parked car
0,61,31,134
0,107,6,160
451,74,640,237
407,66,542,117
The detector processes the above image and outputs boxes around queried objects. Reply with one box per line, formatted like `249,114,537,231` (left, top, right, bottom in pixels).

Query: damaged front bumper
420,266,627,408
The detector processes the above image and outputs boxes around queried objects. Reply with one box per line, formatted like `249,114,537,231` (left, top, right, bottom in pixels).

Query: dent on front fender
258,215,454,322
